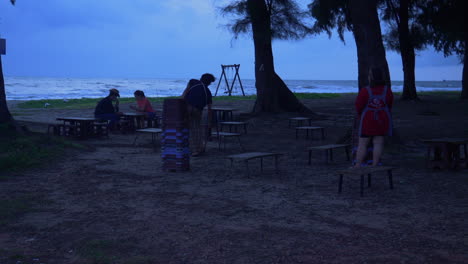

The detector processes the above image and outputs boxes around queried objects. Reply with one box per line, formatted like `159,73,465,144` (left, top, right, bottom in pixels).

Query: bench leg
245,160,250,177
308,150,312,165
321,128,325,140
360,174,364,197
368,173,371,187
260,158,263,173
238,137,244,151
388,169,394,189
133,135,139,146
345,146,350,161
295,129,298,139
338,174,343,193
330,149,334,162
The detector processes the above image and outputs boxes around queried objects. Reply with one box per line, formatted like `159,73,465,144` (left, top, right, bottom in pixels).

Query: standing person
183,73,215,156
94,88,123,130
353,67,393,167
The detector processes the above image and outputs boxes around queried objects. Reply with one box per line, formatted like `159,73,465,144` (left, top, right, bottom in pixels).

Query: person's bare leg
372,136,385,166
354,137,371,168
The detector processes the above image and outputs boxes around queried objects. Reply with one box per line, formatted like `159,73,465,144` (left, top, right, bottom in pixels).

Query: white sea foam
4,76,462,100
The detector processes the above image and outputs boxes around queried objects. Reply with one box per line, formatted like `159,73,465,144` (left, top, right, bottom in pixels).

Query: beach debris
44,103,51,108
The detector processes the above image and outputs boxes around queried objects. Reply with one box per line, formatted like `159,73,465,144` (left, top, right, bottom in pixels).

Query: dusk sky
0,0,463,81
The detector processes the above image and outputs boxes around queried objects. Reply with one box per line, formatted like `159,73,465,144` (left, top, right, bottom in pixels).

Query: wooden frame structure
214,64,245,96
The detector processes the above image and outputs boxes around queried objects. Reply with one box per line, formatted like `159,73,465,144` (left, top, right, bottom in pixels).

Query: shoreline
6,89,462,102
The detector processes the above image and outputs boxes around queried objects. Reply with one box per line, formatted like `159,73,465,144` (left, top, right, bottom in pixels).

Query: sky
0,0,463,81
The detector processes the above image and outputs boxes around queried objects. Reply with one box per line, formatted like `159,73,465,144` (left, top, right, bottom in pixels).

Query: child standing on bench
353,67,393,168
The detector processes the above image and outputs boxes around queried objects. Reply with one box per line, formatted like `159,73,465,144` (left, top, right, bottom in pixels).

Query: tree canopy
220,0,311,40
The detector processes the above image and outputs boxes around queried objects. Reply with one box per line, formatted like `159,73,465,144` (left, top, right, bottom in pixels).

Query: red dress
355,85,393,136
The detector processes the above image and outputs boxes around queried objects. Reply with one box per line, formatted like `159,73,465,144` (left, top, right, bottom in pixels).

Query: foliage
219,0,312,40
307,0,351,42
379,0,431,53
417,0,466,58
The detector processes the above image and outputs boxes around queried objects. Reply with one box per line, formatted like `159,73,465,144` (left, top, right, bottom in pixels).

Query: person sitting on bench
94,88,123,131
130,90,157,126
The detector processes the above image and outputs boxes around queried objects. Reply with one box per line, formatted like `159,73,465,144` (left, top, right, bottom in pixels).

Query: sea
4,76,462,101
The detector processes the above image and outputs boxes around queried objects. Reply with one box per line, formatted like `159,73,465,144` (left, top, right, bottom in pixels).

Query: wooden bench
421,138,468,169
93,121,109,138
296,126,325,140
336,166,396,197
227,152,283,176
133,128,163,149
212,132,243,151
288,117,312,128
220,121,248,134
308,144,350,164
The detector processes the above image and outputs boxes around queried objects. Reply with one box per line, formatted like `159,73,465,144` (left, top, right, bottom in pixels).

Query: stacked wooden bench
336,166,396,197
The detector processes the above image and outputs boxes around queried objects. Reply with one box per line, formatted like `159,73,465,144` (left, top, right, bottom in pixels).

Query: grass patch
0,126,85,175
17,93,341,110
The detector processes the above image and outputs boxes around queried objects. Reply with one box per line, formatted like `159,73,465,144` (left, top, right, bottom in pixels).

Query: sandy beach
2,93,468,263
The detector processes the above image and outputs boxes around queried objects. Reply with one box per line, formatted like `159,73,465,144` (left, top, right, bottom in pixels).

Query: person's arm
355,88,368,114
114,98,120,112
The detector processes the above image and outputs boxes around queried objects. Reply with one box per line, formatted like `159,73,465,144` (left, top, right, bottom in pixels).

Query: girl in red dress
353,67,393,167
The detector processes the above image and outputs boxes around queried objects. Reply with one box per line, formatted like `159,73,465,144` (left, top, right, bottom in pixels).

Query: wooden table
227,152,283,176
122,112,146,130
308,144,350,164
220,121,248,134
421,138,468,169
56,117,98,139
133,128,163,149
211,107,236,122
295,126,325,140
288,117,312,127
337,166,396,197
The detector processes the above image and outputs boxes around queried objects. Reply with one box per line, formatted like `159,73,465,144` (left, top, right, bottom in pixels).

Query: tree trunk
461,35,468,99
348,0,391,89
397,0,419,100
248,0,310,113
0,55,14,125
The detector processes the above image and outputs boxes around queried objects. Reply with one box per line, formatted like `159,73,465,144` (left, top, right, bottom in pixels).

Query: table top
227,152,283,160
289,117,311,120
122,112,146,116
296,126,324,129
421,138,468,144
136,128,163,133
337,166,397,175
220,121,247,125
57,117,97,121
211,107,236,111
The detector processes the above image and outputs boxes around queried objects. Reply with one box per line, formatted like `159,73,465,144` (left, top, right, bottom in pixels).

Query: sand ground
1,93,468,264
